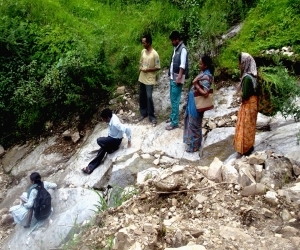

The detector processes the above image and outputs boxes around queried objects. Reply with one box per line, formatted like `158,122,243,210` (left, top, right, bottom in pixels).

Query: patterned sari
183,69,212,152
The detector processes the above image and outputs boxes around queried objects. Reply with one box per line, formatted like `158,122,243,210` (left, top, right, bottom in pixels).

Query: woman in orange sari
234,52,258,156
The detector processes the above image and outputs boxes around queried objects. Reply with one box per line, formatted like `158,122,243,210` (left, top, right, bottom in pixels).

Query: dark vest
168,42,189,79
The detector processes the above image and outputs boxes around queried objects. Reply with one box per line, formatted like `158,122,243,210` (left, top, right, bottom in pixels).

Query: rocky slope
63,151,300,250
0,71,300,249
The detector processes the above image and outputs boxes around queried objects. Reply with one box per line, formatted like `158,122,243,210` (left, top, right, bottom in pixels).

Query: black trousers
139,82,156,122
87,136,122,173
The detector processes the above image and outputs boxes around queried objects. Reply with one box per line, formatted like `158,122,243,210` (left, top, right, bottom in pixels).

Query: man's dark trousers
87,136,122,173
139,82,156,122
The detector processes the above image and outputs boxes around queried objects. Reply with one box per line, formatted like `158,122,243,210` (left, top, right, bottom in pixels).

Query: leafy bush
258,66,300,119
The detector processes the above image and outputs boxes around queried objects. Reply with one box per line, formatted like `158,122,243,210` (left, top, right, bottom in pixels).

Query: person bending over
82,108,131,174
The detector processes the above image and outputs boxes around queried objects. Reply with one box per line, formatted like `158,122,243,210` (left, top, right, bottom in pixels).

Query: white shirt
170,42,187,80
108,114,131,141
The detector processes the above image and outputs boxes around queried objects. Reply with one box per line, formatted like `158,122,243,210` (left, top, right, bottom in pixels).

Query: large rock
255,122,300,164
2,142,34,173
201,127,235,165
2,188,99,250
260,156,294,188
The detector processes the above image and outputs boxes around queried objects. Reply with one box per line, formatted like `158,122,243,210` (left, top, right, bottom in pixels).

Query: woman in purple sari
183,55,214,152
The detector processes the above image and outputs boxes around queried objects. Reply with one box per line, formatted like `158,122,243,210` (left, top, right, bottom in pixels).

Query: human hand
203,92,209,98
176,76,182,84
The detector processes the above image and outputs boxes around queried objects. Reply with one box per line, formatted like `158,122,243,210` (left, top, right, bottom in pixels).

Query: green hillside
219,0,300,74
1,0,299,146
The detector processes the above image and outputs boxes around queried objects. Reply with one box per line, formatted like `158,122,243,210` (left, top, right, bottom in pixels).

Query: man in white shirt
166,31,189,130
82,108,131,174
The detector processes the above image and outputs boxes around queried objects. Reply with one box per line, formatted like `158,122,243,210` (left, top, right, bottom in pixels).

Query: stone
116,86,126,95
222,164,238,183
248,153,267,165
171,165,185,174
238,165,256,188
290,237,300,248
143,223,156,233
160,156,178,166
0,214,14,225
141,153,151,159
281,209,293,221
280,226,299,237
219,226,254,242
173,229,186,247
282,51,294,57
71,131,80,143
128,242,143,250
153,159,160,165
260,156,294,188
262,208,274,218
0,145,5,157
217,119,226,127
0,208,9,216
282,46,289,51
293,164,300,176
191,194,208,208
231,115,237,121
113,227,135,250
241,183,267,196
281,182,300,202
62,130,71,138
207,157,223,182
172,198,178,207
208,120,216,129
265,191,279,205
254,164,263,182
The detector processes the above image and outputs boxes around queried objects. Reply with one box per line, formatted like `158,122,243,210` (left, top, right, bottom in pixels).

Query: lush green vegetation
258,66,300,119
1,0,300,146
0,0,255,146
219,0,300,73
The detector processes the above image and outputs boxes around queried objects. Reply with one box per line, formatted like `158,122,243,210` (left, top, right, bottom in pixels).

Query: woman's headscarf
238,52,257,91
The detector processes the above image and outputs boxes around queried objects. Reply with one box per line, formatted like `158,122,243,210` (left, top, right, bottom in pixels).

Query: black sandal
81,167,91,174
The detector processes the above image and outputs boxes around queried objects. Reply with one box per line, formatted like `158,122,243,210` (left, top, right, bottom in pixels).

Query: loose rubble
63,151,300,250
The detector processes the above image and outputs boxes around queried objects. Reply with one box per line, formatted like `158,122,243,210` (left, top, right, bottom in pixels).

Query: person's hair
238,53,242,63
100,108,113,119
201,55,215,75
169,30,181,40
142,34,152,45
30,172,42,184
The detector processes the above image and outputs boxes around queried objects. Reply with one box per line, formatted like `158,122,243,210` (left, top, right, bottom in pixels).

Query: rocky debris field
63,151,300,250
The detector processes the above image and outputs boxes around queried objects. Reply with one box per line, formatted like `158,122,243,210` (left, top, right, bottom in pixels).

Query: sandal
81,167,91,174
152,120,157,127
165,125,178,130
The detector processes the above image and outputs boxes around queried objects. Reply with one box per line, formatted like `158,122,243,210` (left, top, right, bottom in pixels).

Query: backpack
33,183,52,220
